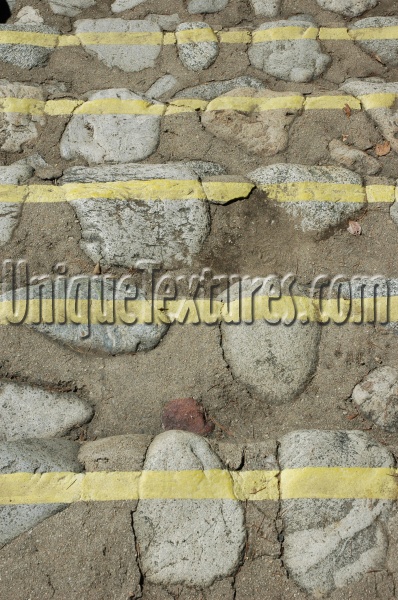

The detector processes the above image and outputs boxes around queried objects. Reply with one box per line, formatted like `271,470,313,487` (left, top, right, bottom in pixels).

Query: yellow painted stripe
175,28,218,44
165,99,209,114
0,30,58,47
252,26,318,43
0,97,45,114
318,27,351,40
304,95,361,111
44,99,84,115
202,181,254,204
260,182,365,203
76,31,164,46
366,185,396,204
163,32,176,45
206,95,304,112
217,30,252,44
57,34,80,47
73,99,165,116
349,26,398,40
359,93,397,110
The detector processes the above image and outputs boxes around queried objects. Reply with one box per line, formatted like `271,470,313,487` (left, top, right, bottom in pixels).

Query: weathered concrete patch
352,367,398,432
78,434,152,471
176,22,219,71
249,164,366,233
316,0,377,17
0,439,81,546
174,77,265,100
219,280,321,404
0,161,32,247
60,89,162,164
250,0,281,17
48,0,95,16
60,163,211,269
0,23,59,69
0,381,93,441
133,430,245,586
329,139,381,176
279,430,394,596
0,80,45,152
248,18,330,82
75,19,162,72
202,88,301,156
187,0,228,14
352,18,398,66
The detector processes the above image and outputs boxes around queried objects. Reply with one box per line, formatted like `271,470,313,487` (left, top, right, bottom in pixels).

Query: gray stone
60,163,211,269
78,434,152,471
0,161,33,247
0,80,45,152
5,0,15,12
15,7,43,24
279,430,394,596
0,381,93,442
49,0,96,16
219,280,321,404
250,0,281,18
249,164,366,233
180,160,227,177
111,0,146,12
146,75,178,100
352,367,398,432
75,19,162,72
145,13,180,31
60,89,162,164
187,0,228,14
176,22,219,71
248,18,331,82
351,18,398,66
202,88,302,156
133,430,245,586
0,439,81,546
329,139,381,176
316,0,377,17
0,23,59,69
174,76,265,101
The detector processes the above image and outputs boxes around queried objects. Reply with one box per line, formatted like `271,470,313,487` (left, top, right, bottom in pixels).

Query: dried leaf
93,262,101,275
375,141,391,156
347,221,362,236
342,134,349,142
343,103,351,118
374,53,384,64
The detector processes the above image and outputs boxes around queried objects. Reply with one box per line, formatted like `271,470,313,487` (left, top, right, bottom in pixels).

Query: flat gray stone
351,18,398,66
219,280,321,404
60,89,162,164
187,0,228,14
250,0,281,17
0,80,45,152
0,23,59,69
60,163,211,269
78,434,152,471
0,439,81,546
145,13,180,31
202,88,301,156
111,0,147,12
279,430,394,596
48,0,95,17
352,367,398,432
176,22,219,71
329,139,381,176
0,161,33,247
249,164,366,233
15,7,43,24
146,74,178,100
248,18,331,82
133,430,245,586
174,76,265,100
316,0,377,17
75,19,162,72
0,381,93,441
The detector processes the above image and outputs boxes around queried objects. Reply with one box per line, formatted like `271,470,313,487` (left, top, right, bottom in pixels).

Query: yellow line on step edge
0,468,397,504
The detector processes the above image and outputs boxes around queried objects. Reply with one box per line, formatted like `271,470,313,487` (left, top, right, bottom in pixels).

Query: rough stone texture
60,89,161,164
187,0,228,14
15,7,43,24
316,0,377,17
75,19,162,72
0,439,81,546
145,13,180,31
329,139,381,176
60,163,211,269
78,434,152,471
219,280,321,404
341,78,398,153
162,398,214,435
111,0,146,13
0,381,93,441
279,430,394,596
250,0,281,17
174,76,265,100
0,23,59,69
352,18,398,66
249,164,366,233
352,367,398,432
248,18,330,82
202,88,301,156
0,161,33,247
146,74,178,100
49,0,95,16
176,22,219,72
133,430,245,586
0,80,45,152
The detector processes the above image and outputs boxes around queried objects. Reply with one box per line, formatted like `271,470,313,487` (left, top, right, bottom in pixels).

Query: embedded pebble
187,0,228,14
49,0,95,16
75,19,162,72
145,13,180,31
133,430,245,586
15,7,43,24
0,23,59,69
202,88,302,156
174,76,265,100
111,0,146,13
60,163,211,269
249,164,366,233
279,430,394,595
352,367,398,432
176,22,219,71
351,18,398,66
329,139,381,176
316,0,377,17
0,161,33,247
60,89,162,164
0,381,93,442
248,18,330,82
250,0,281,17
146,75,179,100
0,80,45,153
219,280,321,404
0,439,81,546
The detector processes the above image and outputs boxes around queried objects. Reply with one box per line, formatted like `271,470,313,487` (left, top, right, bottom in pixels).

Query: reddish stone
162,398,214,436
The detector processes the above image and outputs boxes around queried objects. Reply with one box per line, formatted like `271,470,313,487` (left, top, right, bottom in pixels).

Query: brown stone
162,398,214,435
